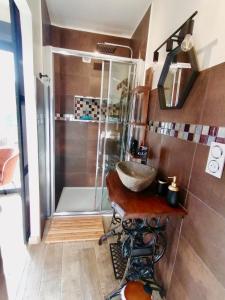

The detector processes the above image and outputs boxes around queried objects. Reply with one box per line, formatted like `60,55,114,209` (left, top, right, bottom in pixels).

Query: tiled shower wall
54,53,102,205
55,121,99,205
54,54,102,114
146,62,225,299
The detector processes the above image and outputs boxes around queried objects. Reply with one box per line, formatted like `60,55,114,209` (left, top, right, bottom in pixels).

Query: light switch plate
205,142,225,178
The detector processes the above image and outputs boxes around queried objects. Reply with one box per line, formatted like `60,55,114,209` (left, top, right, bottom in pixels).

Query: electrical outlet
205,142,225,178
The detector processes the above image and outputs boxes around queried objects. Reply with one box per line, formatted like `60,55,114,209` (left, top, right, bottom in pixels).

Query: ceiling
45,0,151,38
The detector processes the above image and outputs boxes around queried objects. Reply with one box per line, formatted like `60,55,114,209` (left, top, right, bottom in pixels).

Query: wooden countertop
106,171,187,219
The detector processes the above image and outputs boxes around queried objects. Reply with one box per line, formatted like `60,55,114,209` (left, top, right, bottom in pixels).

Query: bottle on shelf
167,176,179,207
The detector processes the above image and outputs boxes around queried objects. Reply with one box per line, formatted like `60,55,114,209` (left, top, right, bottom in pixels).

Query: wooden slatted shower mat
45,216,104,243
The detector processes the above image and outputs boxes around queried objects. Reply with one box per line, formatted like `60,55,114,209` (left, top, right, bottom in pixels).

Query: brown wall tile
58,55,92,76
160,135,196,190
166,273,189,300
146,61,225,298
58,96,75,115
147,131,195,197
172,236,225,300
148,89,157,121
146,131,162,170
50,26,131,57
182,193,225,288
200,62,225,126
131,7,151,60
54,54,101,114
63,172,96,187
189,143,225,218
156,221,182,291
55,121,98,203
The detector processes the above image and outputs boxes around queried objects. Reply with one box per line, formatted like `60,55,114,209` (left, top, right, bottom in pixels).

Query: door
0,0,29,240
36,78,51,232
0,1,30,298
95,60,136,212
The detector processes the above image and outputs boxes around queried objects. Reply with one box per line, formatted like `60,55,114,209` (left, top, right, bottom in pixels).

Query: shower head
96,42,133,58
96,42,117,54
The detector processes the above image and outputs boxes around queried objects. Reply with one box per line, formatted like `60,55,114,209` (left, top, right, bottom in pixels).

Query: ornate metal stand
99,209,123,245
99,210,167,299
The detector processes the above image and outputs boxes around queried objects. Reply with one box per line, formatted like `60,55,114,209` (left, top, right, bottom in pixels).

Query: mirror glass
158,46,199,109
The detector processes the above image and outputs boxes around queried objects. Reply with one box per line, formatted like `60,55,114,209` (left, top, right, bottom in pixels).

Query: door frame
5,0,30,241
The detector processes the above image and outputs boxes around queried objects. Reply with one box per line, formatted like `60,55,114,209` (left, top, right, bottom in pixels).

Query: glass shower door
95,60,136,212
94,60,110,211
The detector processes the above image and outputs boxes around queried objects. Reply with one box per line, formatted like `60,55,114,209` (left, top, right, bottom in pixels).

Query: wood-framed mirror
157,46,199,109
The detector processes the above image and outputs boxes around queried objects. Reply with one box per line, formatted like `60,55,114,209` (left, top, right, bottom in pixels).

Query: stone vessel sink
116,161,157,192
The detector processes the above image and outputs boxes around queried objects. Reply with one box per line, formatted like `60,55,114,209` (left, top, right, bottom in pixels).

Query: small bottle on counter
137,145,148,165
130,138,138,156
167,176,179,207
157,179,168,196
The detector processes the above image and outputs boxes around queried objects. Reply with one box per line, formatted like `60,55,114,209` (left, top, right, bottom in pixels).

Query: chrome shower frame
44,46,143,217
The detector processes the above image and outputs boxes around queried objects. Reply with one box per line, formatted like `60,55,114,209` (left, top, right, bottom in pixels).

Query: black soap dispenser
167,176,179,207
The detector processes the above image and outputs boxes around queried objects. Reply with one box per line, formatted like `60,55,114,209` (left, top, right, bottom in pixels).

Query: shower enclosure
45,47,139,216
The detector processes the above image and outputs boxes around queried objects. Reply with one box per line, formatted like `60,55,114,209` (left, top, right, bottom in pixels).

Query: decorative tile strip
149,120,225,146
55,113,75,121
74,96,120,121
55,113,98,122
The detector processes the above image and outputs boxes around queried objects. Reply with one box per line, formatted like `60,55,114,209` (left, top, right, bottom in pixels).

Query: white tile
195,125,203,134
202,125,209,135
180,123,185,131
170,129,175,136
207,136,216,146
150,126,154,132
194,133,201,143
178,131,183,139
175,123,180,130
217,127,225,138
182,132,188,140
189,124,196,134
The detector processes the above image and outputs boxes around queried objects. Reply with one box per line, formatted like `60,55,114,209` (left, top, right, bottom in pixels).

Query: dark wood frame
157,46,199,109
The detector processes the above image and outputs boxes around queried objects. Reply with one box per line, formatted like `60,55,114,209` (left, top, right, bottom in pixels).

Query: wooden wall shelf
132,85,150,94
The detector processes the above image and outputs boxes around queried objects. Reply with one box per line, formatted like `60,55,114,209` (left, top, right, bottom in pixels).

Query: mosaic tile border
149,120,225,146
55,113,76,121
55,113,102,123
74,96,120,121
